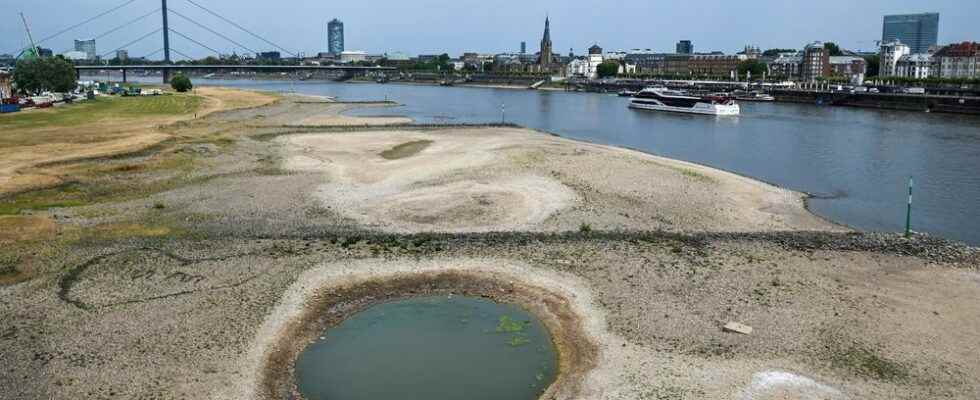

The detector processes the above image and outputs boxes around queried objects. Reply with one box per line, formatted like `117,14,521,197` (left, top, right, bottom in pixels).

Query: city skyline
2,0,978,59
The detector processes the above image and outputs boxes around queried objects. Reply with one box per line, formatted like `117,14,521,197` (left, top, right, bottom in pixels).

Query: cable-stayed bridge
12,0,393,82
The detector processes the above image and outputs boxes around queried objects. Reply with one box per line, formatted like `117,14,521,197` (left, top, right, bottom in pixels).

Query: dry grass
0,87,277,197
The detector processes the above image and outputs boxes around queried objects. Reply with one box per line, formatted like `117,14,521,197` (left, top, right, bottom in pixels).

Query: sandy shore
1,93,978,400
277,125,838,234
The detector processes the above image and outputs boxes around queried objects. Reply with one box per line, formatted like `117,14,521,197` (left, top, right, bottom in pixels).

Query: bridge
75,64,396,82
12,0,390,83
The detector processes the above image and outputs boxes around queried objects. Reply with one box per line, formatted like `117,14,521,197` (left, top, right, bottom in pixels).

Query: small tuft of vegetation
579,223,593,233
506,335,531,347
153,202,166,210
495,315,527,333
680,169,714,183
821,332,911,382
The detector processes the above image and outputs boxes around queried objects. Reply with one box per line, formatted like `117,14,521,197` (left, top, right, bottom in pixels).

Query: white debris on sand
738,370,845,400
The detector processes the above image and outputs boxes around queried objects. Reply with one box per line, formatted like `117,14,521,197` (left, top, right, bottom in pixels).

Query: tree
824,42,844,56
170,74,193,92
762,48,798,57
737,59,767,79
12,56,77,95
596,61,620,78
863,54,880,77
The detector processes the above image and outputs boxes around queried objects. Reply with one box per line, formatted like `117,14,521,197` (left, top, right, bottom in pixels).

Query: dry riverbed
1,93,978,400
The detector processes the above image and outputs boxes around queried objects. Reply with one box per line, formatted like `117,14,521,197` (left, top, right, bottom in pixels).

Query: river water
202,80,980,245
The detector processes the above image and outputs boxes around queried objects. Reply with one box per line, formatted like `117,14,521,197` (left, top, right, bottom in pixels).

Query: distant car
905,87,926,95
868,88,880,93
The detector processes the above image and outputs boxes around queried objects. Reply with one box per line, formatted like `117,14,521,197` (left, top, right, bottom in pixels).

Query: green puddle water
294,296,558,400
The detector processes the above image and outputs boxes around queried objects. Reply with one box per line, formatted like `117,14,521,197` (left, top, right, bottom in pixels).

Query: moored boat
733,90,775,102
629,88,740,116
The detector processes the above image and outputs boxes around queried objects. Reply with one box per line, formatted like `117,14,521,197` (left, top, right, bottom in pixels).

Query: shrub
170,74,193,92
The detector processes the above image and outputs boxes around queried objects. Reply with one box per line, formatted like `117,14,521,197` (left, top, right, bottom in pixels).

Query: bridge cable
169,48,195,61
167,8,257,55
59,8,162,54
168,29,221,56
99,28,162,59
34,0,142,46
143,48,164,59
181,0,296,57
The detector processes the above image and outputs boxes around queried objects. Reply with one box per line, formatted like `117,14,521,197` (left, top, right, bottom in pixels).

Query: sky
2,0,978,59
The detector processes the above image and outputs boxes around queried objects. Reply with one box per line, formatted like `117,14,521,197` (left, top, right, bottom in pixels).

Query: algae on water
496,315,528,333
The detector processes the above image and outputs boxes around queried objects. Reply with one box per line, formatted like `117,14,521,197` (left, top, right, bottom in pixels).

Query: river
201,79,980,245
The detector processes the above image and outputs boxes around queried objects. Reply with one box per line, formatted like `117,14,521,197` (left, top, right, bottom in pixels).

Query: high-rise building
882,13,939,54
538,16,553,67
328,19,345,55
802,41,830,82
521,41,526,54
676,40,693,54
74,39,96,60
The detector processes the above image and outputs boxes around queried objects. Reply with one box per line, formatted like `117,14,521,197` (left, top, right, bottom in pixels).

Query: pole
905,177,913,238
161,0,172,82
500,103,505,124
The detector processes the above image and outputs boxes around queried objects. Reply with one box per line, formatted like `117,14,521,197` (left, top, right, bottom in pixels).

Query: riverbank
1,91,978,400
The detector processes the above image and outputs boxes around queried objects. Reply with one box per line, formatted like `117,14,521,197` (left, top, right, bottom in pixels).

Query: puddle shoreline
258,269,598,400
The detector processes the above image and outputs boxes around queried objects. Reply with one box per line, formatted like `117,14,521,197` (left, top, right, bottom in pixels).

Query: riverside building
882,13,939,54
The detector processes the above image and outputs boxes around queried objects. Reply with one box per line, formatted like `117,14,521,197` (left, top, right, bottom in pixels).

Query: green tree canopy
170,74,193,92
762,48,798,57
12,56,77,95
596,61,620,78
863,54,881,77
737,59,768,78
824,42,844,56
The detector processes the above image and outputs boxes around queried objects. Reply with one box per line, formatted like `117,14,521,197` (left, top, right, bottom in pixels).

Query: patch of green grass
0,151,201,216
579,223,593,233
379,140,433,160
0,184,89,215
0,95,203,135
679,169,715,183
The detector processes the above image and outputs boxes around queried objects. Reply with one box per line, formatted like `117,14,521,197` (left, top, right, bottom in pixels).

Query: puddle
294,295,558,400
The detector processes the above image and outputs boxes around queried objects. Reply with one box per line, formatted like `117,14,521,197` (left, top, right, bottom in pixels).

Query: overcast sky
2,0,978,59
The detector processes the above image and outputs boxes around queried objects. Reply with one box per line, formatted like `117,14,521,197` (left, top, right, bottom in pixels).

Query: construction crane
18,12,40,59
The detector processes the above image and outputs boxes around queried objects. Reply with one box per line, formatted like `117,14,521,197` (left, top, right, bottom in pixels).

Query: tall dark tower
539,16,553,67
328,19,345,55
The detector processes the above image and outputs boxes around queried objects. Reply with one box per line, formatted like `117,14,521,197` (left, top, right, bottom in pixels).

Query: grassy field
0,94,203,147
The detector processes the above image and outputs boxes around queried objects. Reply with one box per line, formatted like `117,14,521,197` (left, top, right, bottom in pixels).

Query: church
532,16,561,73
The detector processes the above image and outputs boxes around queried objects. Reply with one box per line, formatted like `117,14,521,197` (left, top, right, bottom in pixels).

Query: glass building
882,13,939,54
328,19,344,55
676,40,693,54
74,39,97,60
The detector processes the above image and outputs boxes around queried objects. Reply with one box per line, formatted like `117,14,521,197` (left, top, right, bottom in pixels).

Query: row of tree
10,55,194,95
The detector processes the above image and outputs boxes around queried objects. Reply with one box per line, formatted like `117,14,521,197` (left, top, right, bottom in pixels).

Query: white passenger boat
629,88,740,116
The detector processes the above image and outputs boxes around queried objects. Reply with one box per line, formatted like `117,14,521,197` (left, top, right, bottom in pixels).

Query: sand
279,126,840,233
2,92,977,400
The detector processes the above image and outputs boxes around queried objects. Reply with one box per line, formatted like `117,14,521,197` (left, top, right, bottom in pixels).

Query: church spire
544,15,551,42
539,15,553,67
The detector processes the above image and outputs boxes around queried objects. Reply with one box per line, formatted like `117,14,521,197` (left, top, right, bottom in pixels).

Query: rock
723,321,753,335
